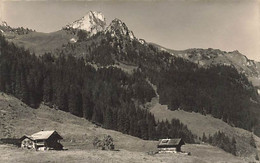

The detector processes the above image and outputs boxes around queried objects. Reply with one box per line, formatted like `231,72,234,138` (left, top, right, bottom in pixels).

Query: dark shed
157,138,185,152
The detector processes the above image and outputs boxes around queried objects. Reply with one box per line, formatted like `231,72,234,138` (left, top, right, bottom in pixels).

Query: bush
0,138,21,147
256,153,259,161
93,135,115,150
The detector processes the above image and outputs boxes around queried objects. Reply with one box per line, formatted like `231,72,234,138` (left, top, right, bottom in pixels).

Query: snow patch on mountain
139,39,146,45
70,38,77,43
159,47,168,52
1,21,8,27
65,11,106,36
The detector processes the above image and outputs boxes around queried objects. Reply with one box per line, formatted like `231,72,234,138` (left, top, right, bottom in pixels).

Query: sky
1,0,260,61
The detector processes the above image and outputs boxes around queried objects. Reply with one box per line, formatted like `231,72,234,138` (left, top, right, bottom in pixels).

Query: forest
0,34,195,143
202,131,237,155
143,58,257,131
103,36,258,131
85,33,259,131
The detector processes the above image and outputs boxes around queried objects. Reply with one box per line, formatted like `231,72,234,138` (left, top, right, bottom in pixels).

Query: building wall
21,137,63,150
158,145,182,152
21,138,35,149
46,139,63,150
158,147,177,151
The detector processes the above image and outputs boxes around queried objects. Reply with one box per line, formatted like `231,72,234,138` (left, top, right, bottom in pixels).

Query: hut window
162,139,169,144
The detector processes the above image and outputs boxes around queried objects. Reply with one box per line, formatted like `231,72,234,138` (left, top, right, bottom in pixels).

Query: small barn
157,138,185,153
20,130,63,150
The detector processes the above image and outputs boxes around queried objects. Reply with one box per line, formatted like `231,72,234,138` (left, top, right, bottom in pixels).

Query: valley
0,10,260,163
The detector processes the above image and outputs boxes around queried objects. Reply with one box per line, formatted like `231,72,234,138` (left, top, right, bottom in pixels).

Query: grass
0,144,247,163
148,96,260,160
6,30,75,55
0,92,251,162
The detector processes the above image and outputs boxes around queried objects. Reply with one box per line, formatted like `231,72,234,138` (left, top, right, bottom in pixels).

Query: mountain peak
106,18,135,40
65,11,106,35
0,21,8,27
0,21,8,33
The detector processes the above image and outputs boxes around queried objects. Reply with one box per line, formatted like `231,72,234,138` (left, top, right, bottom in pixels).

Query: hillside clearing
6,30,74,55
148,96,260,160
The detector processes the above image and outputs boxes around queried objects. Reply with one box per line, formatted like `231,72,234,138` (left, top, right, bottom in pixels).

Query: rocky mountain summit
0,21,34,35
64,11,138,42
105,18,136,40
64,11,106,36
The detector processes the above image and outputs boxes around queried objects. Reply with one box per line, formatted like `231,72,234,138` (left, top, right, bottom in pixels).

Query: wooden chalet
157,138,185,153
20,130,63,150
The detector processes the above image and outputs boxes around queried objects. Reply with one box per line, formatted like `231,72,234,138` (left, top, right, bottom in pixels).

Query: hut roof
158,138,185,147
21,130,63,141
20,135,34,141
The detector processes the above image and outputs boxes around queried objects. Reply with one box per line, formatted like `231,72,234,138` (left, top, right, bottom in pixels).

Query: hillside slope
147,96,260,160
0,92,249,163
152,43,260,88
7,30,76,55
0,92,153,151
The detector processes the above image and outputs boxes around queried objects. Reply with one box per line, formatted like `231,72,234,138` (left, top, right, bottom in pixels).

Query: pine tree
43,76,53,105
231,137,236,156
250,134,256,148
20,71,29,104
103,107,113,129
139,119,148,140
202,132,207,142
208,134,212,144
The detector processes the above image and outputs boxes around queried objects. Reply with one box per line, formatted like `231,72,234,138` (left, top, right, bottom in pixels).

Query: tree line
202,131,237,155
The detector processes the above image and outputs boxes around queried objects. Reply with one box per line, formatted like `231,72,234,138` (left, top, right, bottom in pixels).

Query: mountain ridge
0,21,35,36
151,43,260,89
2,14,260,84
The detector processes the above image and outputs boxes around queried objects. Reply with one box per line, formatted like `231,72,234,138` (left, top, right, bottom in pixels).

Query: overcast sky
1,0,260,61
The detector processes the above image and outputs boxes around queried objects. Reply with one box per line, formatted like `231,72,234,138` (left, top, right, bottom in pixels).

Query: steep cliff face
105,18,136,40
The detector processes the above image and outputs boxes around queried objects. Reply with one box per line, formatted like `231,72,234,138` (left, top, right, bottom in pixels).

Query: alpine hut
20,130,63,150
157,138,185,153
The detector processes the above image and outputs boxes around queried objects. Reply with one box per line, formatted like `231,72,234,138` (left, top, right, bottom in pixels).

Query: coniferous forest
143,58,257,130
73,32,258,132
107,36,258,131
202,131,237,155
0,34,195,143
